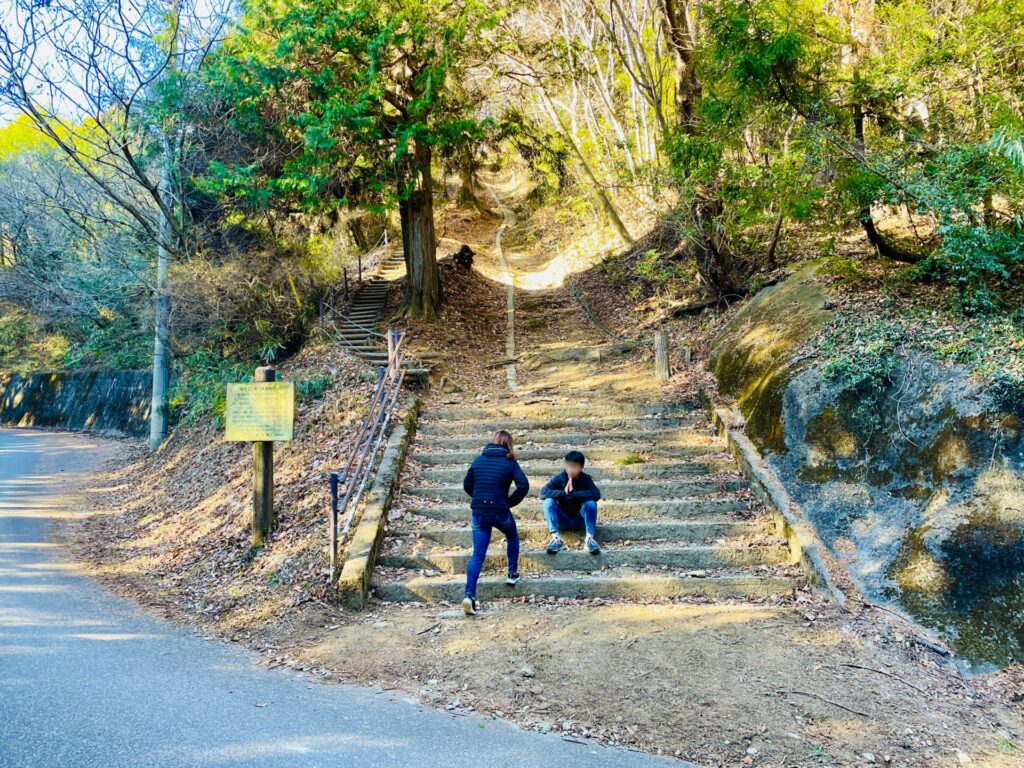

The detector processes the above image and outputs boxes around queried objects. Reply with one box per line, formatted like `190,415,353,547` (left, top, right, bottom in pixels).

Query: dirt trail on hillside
71,183,1022,768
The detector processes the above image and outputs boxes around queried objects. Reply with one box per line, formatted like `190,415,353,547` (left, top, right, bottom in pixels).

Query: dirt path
482,179,519,390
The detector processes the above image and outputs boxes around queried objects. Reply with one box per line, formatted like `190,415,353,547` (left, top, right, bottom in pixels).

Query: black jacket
463,444,530,515
539,470,601,515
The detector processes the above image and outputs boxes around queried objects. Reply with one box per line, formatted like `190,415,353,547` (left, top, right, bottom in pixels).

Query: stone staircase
373,397,806,603
326,252,427,379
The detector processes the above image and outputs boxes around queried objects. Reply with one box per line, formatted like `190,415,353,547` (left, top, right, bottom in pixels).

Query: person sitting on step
540,450,602,554
461,430,529,616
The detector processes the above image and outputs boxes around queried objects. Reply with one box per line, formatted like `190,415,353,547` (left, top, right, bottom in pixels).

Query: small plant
997,735,1020,754
820,256,868,286
295,375,332,402
615,453,647,466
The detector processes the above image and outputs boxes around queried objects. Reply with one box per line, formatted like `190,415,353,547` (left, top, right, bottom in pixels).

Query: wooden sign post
225,367,295,547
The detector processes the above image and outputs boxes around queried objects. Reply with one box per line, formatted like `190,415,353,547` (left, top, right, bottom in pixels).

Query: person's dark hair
564,450,585,467
493,430,516,459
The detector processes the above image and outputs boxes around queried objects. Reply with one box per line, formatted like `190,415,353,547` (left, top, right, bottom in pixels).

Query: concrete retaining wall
0,370,151,437
337,396,421,609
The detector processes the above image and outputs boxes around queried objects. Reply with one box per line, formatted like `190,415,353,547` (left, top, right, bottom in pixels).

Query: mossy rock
709,262,832,453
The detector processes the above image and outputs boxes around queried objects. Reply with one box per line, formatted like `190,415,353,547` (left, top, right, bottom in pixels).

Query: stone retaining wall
0,370,151,437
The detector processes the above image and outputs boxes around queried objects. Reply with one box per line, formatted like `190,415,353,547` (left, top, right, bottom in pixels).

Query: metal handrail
321,293,388,339
328,328,407,577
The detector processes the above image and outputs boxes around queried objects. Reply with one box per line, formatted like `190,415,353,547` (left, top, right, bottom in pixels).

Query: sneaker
546,535,565,554
462,596,479,616
506,572,520,587
585,535,601,555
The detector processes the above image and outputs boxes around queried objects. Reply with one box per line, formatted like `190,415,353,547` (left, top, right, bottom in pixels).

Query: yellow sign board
225,382,295,442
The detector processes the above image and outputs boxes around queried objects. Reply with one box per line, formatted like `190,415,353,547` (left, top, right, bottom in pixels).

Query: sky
0,0,238,130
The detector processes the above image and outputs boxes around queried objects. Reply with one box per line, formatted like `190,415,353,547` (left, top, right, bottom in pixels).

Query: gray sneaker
585,536,601,555
546,535,565,554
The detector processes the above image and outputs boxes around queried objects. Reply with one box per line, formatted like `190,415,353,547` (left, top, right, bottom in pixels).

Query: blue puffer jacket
463,444,530,515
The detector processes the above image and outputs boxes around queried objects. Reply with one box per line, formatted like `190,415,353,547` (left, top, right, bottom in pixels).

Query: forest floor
66,183,1023,767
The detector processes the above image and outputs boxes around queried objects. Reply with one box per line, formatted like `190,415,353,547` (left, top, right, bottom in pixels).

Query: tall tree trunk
660,0,701,131
400,140,442,320
658,0,748,295
148,2,178,452
149,141,172,452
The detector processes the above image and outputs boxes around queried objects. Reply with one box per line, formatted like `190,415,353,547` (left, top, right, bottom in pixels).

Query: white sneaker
462,596,479,616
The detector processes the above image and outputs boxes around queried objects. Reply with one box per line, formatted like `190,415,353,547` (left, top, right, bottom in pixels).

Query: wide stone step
416,415,699,436
410,445,729,465
427,402,695,421
403,478,746,502
373,574,803,602
418,460,735,483
412,520,769,548
379,544,789,574
419,430,721,450
400,498,749,522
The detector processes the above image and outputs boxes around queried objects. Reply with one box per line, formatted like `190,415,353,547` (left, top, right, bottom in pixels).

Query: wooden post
358,253,363,283
654,330,670,382
252,366,275,546
343,268,349,302
387,328,398,381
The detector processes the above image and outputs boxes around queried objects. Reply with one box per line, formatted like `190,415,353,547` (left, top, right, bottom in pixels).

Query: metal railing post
329,471,340,574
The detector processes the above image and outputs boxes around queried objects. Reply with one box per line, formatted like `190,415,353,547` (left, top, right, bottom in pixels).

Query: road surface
0,428,691,768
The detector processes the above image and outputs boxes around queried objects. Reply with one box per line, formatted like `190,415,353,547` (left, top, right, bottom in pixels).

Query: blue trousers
465,511,519,599
543,498,598,537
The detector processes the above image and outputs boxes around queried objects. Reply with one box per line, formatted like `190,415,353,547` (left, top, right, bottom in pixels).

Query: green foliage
294,375,332,402
614,454,647,466
205,0,499,215
819,318,902,391
819,258,869,287
169,350,252,428
0,308,69,373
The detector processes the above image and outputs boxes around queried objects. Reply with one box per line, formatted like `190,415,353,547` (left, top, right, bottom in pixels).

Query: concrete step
404,478,746,502
400,498,749,522
417,460,736,483
373,574,803,602
427,402,695,421
418,431,722,451
379,544,791,574
416,414,700,436
410,445,729,465
412,520,769,548
417,473,738,490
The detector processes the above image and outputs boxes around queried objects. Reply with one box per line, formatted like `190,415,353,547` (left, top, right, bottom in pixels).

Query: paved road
0,428,690,768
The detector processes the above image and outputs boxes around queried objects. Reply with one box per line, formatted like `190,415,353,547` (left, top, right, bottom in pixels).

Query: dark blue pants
465,511,519,599
543,498,598,537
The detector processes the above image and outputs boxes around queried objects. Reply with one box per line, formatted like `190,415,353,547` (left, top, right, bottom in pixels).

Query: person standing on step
540,450,602,554
461,430,529,616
